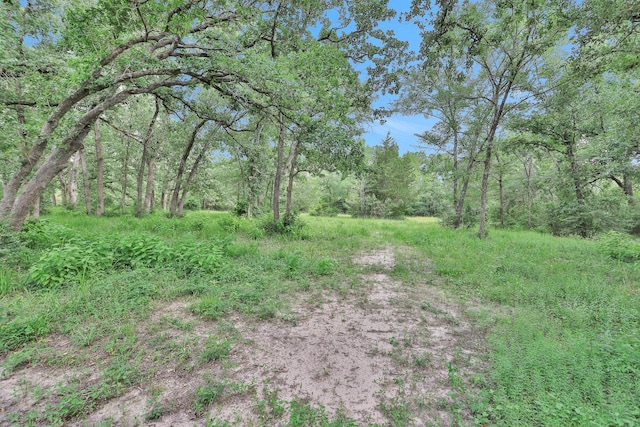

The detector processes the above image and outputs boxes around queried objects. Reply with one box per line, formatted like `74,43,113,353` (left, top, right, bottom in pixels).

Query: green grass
1,209,639,425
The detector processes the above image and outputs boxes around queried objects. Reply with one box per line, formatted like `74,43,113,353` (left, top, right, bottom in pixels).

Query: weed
201,336,231,362
380,395,411,426
314,257,339,276
257,382,286,423
413,352,432,368
193,381,226,414
145,396,163,421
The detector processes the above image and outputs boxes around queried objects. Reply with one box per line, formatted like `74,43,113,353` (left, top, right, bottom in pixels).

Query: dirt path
0,246,485,426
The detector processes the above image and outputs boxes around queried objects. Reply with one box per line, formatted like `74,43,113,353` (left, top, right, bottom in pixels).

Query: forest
1,0,640,426
1,0,638,238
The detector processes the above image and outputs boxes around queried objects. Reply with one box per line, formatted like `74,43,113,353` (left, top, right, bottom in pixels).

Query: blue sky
358,4,437,155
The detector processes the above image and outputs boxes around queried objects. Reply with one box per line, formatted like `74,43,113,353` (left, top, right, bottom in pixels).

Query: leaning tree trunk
177,140,212,216
453,158,475,229
31,198,40,220
9,126,92,230
170,119,207,217
478,144,493,239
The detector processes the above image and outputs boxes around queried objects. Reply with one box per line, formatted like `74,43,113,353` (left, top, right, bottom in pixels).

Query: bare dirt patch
0,246,486,426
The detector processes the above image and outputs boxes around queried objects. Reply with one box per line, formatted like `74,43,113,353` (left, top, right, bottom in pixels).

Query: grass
1,208,639,425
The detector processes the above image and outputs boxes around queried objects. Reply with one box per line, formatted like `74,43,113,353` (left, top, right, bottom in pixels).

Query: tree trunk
498,169,504,228
121,138,131,215
95,121,104,216
136,143,148,218
58,174,68,206
524,157,534,229
170,119,207,217
177,140,212,216
161,189,168,211
79,148,92,214
452,132,459,212
136,99,159,218
284,141,299,220
478,144,493,239
10,127,92,230
272,116,286,224
623,173,634,203
68,152,80,206
32,197,40,220
144,155,156,214
565,133,585,204
453,157,475,228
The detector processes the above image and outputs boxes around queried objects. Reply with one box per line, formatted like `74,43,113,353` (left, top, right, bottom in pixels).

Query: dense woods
1,0,638,237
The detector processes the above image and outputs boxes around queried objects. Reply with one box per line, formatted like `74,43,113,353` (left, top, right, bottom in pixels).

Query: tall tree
407,0,572,237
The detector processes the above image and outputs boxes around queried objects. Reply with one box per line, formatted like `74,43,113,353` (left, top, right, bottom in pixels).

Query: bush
172,241,223,274
112,233,170,268
218,213,242,233
600,231,640,262
260,212,306,237
440,204,478,229
29,241,112,288
20,219,73,249
233,200,249,217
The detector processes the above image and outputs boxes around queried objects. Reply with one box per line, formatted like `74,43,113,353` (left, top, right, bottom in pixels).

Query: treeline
1,0,638,238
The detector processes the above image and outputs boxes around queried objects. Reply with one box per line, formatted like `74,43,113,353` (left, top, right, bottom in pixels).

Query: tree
0,0,397,230
407,0,572,237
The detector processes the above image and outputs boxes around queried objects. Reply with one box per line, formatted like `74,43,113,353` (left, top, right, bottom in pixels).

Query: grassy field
0,210,639,426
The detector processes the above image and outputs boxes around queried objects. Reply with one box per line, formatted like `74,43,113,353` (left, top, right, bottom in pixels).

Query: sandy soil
0,246,486,426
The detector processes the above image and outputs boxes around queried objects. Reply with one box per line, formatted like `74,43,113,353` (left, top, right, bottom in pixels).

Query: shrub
173,242,223,274
233,200,249,217
218,213,242,233
20,219,73,249
112,233,170,268
29,240,112,288
260,212,306,237
600,231,640,262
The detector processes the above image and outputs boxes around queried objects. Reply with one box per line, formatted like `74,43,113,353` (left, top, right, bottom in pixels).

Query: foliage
27,222,225,288
600,231,640,262
29,241,112,288
260,213,307,237
0,221,21,262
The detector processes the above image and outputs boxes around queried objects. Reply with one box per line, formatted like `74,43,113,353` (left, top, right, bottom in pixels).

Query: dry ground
0,246,486,426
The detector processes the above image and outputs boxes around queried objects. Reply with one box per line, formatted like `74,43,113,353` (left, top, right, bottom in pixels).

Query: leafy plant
193,382,226,413
200,336,231,362
112,233,170,268
29,242,109,288
600,231,640,262
173,241,223,274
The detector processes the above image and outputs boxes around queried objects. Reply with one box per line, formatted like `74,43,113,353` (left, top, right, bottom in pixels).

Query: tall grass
1,210,638,425
392,223,640,426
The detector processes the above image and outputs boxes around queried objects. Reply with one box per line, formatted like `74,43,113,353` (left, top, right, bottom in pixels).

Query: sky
358,4,438,155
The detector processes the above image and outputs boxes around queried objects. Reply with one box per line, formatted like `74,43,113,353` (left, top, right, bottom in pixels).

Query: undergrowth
1,210,638,426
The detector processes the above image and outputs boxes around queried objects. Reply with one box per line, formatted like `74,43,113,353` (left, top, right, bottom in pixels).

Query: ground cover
0,211,638,426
